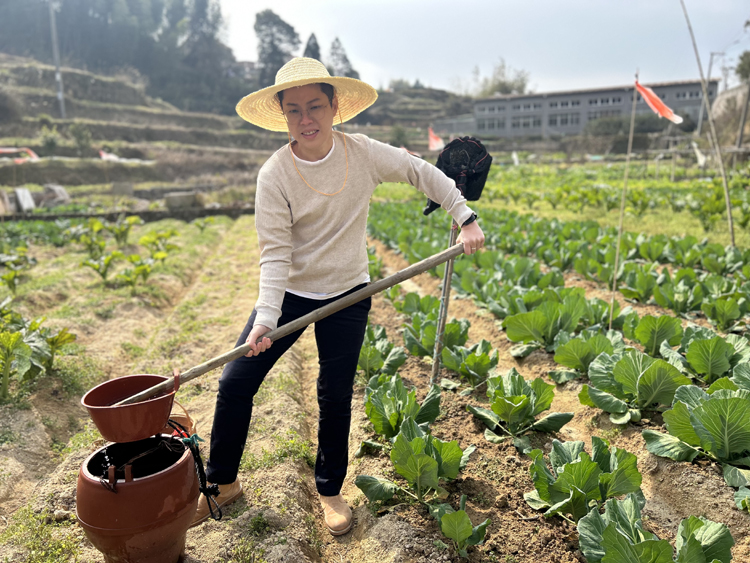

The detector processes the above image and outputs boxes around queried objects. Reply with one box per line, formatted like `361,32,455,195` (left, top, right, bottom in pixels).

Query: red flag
635,81,683,124
428,127,444,151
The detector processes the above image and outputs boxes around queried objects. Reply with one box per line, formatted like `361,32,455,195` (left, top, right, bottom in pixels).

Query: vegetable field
0,162,749,563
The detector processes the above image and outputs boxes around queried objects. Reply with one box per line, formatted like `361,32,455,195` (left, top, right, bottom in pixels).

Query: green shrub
68,122,93,157
39,125,60,156
0,88,23,124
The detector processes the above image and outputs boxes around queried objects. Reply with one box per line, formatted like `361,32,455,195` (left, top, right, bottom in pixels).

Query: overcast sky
219,0,749,95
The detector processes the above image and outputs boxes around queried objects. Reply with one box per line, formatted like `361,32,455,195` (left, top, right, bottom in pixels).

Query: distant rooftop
476,78,720,102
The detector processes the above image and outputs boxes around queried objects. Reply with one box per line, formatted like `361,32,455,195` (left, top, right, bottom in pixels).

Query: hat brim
236,76,378,132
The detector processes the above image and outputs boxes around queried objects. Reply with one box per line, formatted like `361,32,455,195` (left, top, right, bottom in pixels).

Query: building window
571,100,580,106
477,119,486,130
560,101,569,107
511,117,520,129
497,106,505,111
549,101,558,108
571,113,580,125
589,98,599,105
658,93,666,99
549,115,557,126
497,119,506,129
601,97,610,105
675,92,687,99
559,114,569,126
612,97,622,104
489,106,496,112
522,103,531,110
479,107,486,112
533,117,541,127
588,109,622,120
689,91,701,98
533,102,542,109
512,104,520,111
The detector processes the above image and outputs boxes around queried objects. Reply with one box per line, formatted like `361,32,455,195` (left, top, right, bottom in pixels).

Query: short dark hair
277,83,335,110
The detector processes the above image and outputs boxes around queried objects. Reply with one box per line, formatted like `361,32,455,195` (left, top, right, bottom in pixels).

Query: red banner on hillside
635,81,683,124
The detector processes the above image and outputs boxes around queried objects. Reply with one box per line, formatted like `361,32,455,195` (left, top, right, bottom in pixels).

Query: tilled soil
1,229,749,562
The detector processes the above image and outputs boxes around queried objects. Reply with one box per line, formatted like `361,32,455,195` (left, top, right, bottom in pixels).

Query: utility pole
49,1,66,119
695,52,722,138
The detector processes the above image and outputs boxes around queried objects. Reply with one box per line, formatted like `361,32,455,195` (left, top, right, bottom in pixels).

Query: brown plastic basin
82,375,174,443
77,436,199,563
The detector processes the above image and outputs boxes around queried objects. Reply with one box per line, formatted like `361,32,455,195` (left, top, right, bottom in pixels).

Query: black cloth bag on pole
424,136,493,214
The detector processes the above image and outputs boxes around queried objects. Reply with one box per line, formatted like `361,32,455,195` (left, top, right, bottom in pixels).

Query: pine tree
254,10,300,87
303,33,321,61
328,37,359,79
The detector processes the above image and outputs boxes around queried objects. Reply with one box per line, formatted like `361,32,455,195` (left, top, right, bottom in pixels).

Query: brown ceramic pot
82,375,175,443
76,436,199,563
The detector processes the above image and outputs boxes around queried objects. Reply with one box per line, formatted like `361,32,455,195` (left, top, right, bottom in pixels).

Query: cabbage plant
468,368,573,452
643,385,750,488
357,323,407,379
579,349,691,424
659,326,750,385
632,315,683,357
355,418,474,504
578,493,734,563
0,331,32,400
524,437,643,522
364,374,440,439
503,290,587,356
549,330,624,383
441,339,498,388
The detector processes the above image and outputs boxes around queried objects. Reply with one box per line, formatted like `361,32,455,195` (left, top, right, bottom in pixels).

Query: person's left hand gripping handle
245,324,273,357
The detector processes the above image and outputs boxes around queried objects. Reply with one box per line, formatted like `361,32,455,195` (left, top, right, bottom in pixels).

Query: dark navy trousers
206,284,371,496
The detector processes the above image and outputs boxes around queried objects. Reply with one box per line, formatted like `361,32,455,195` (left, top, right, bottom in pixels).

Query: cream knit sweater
253,132,474,330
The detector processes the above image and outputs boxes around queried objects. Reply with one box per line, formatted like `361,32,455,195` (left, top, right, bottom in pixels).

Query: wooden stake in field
680,0,735,246
431,218,459,384
608,72,640,330
609,77,696,329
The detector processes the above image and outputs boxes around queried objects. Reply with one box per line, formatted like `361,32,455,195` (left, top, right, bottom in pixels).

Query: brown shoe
319,493,353,536
191,479,243,527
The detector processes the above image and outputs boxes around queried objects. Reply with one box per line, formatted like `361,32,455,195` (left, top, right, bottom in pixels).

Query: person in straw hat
192,57,484,534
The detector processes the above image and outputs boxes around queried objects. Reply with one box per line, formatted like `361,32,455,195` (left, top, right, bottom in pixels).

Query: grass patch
240,429,315,472
0,506,81,563
248,512,270,536
60,423,102,455
54,352,106,397
304,513,324,556
0,427,19,445
231,537,268,563
120,341,146,359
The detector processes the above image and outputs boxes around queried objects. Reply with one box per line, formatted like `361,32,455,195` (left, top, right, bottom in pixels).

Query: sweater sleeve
253,176,293,330
367,137,474,226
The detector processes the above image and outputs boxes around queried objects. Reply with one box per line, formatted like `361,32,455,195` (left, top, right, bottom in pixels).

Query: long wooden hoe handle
115,243,465,406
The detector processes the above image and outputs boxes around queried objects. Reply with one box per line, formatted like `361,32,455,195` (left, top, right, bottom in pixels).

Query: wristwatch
461,213,478,227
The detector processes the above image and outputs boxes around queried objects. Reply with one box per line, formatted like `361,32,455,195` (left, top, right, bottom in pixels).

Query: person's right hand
245,324,272,357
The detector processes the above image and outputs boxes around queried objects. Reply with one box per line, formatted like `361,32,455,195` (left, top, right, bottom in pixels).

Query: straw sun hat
236,57,378,132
